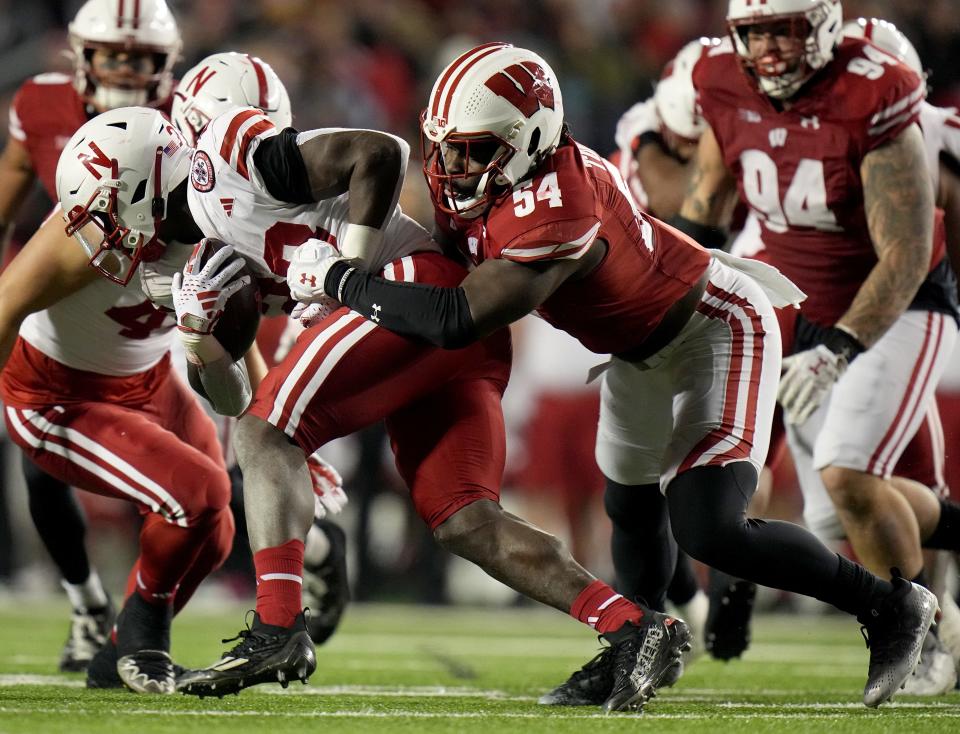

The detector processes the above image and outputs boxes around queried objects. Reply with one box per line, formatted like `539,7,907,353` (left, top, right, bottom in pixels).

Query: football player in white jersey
165,52,350,647
56,98,691,709
0,0,181,675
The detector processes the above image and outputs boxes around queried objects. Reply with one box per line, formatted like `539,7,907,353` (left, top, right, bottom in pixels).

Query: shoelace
568,645,614,685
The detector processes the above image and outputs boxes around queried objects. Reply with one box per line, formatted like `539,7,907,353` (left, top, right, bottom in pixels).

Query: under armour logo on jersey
801,115,821,130
468,237,479,256
769,128,788,148
371,304,382,322
739,109,762,124
300,273,317,287
485,62,556,118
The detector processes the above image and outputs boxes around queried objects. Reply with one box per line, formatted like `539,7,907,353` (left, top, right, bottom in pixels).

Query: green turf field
0,599,957,733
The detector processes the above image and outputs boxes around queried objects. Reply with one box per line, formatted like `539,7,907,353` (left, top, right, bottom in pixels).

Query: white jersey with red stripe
18,221,179,376
920,101,960,193
187,107,439,315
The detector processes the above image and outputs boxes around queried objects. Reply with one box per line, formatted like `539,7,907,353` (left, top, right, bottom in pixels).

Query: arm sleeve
252,128,314,204
187,356,252,417
325,260,477,349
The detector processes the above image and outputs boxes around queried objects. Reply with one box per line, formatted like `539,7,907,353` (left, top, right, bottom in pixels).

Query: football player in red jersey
57,93,692,708
289,41,942,708
674,0,960,682
0,0,181,675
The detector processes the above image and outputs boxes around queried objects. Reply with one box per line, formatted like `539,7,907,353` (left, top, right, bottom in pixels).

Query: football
193,237,262,362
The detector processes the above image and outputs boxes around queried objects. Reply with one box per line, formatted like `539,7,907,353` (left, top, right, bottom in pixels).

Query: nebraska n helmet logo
484,62,555,117
78,141,112,180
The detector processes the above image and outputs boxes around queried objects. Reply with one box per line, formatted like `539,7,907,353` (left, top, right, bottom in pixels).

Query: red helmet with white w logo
422,43,564,218
55,106,192,285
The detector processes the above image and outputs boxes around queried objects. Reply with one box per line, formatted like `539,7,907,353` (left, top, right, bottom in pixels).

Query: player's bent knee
432,499,508,556
666,463,757,563
820,465,875,513
234,414,290,467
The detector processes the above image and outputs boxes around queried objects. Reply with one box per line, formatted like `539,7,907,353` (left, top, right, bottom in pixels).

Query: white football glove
287,239,344,303
307,452,347,520
292,299,340,328
172,240,249,334
778,345,847,426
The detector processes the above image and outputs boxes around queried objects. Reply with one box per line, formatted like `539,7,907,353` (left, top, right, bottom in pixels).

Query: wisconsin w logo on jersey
484,62,555,117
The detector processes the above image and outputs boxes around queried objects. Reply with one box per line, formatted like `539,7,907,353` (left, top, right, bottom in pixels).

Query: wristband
340,223,384,262
822,325,866,364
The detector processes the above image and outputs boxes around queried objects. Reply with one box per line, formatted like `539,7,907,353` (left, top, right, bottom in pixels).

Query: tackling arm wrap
325,260,477,349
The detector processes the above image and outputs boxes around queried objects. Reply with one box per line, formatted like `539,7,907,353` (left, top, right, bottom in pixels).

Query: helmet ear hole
527,128,541,156
131,178,148,205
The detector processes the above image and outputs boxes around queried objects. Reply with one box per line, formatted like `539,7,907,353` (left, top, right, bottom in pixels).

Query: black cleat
86,638,122,689
114,593,176,694
859,576,939,707
87,638,185,689
303,519,349,645
538,645,615,706
177,611,316,698
705,570,757,661
602,611,692,713
59,599,115,673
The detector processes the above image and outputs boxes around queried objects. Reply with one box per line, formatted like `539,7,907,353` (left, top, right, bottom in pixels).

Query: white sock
62,570,108,612
304,524,331,567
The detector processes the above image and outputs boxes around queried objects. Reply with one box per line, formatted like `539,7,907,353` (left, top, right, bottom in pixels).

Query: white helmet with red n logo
172,52,293,146
68,0,182,110
55,106,192,285
422,42,564,218
727,0,843,99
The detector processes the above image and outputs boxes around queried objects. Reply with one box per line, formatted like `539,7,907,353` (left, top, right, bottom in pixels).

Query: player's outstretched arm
671,126,736,249
838,123,933,347
289,239,599,349
0,137,37,262
635,134,694,220
0,212,97,370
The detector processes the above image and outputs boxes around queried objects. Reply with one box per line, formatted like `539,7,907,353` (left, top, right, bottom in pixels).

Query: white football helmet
727,0,843,99
654,38,713,142
68,0,182,110
842,18,923,77
172,52,293,146
422,42,564,218
56,107,192,286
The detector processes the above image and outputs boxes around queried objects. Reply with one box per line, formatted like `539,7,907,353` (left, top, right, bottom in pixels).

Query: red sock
571,580,645,634
254,539,305,628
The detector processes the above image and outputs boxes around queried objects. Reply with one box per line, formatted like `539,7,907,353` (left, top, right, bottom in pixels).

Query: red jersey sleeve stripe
870,85,925,125
869,99,922,137
501,222,600,262
219,108,264,167
235,119,276,180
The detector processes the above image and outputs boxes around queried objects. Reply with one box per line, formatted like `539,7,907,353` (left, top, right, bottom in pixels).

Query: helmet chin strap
92,85,148,111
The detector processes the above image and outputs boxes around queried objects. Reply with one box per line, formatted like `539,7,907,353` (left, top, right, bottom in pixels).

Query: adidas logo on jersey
220,197,234,216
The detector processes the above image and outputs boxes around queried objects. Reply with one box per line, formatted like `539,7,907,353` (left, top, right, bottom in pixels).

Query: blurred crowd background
1,0,959,607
